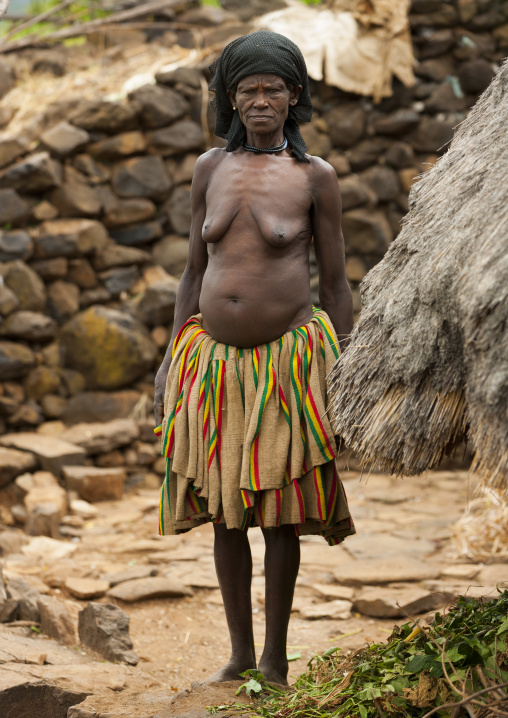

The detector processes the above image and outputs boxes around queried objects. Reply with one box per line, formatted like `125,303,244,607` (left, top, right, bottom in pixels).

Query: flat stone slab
441,564,481,580
63,465,126,502
334,558,441,587
60,419,139,455
65,578,109,600
0,433,85,475
311,583,356,601
107,577,193,602
353,584,446,618
422,580,500,602
476,564,508,588
0,446,37,488
22,536,78,561
300,599,352,620
69,682,252,718
103,566,158,587
156,681,252,718
68,689,177,718
345,533,434,561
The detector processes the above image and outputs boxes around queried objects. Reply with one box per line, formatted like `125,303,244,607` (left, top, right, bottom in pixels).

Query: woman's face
227,73,302,136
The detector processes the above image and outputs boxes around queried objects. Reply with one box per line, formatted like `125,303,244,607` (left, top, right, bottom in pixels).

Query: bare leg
203,523,256,683
258,525,300,685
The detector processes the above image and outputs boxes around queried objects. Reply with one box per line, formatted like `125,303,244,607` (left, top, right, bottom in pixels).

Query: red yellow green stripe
248,344,275,491
315,313,340,360
313,465,327,522
279,385,290,427
326,465,338,525
294,479,305,523
304,385,335,461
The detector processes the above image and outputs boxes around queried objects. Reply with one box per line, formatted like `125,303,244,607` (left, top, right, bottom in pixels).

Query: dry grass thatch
454,488,508,562
328,60,508,491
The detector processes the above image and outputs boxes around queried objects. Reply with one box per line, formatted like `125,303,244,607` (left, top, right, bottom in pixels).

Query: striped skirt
155,308,355,546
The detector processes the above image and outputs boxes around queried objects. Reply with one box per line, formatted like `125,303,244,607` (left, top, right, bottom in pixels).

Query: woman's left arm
311,159,353,351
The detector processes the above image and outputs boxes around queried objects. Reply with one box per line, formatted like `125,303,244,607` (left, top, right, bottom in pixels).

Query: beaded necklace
242,137,288,154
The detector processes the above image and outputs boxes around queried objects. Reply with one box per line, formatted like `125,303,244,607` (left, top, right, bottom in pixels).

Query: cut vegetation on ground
216,591,508,717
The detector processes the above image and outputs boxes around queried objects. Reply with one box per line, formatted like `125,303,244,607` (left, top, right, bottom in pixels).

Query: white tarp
255,0,415,101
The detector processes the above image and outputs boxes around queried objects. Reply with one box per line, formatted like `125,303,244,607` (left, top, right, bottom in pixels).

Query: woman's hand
154,366,169,428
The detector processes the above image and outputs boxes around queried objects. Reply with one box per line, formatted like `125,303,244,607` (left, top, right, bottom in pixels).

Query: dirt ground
3,467,506,718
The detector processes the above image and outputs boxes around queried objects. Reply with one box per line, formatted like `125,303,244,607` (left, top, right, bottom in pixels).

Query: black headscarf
208,31,313,163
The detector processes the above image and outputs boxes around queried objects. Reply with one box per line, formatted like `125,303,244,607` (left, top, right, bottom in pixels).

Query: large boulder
69,99,139,133
0,433,85,475
146,120,205,156
0,311,58,342
59,306,157,389
2,261,46,311
78,602,138,665
50,183,101,218
0,283,18,316
0,137,28,169
324,104,366,149
62,465,126,502
41,121,90,157
88,130,146,159
0,231,33,262
34,219,108,258
0,190,30,225
0,446,37,488
0,152,62,193
342,209,393,255
132,276,179,326
0,341,36,379
62,390,140,425
103,197,156,228
128,84,188,129
111,155,173,201
163,186,192,235
152,235,189,276
60,419,139,455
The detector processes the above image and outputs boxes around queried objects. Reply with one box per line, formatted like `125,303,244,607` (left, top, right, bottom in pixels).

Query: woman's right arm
153,150,219,426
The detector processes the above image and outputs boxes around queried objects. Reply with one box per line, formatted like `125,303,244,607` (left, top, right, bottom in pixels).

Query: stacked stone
0,0,506,522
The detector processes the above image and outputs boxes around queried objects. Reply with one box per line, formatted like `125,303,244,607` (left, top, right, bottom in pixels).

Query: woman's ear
227,89,236,109
289,84,303,106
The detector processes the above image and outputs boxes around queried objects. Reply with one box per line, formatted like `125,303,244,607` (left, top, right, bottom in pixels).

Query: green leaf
496,618,508,636
405,654,435,673
322,646,340,657
236,678,262,696
287,652,301,662
358,705,368,718
444,646,467,663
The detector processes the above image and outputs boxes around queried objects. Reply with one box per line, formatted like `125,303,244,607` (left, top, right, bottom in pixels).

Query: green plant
209,592,508,717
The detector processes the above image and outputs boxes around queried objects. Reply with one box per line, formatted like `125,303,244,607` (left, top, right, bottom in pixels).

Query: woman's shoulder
303,154,338,193
305,154,337,177
195,147,227,171
192,148,227,187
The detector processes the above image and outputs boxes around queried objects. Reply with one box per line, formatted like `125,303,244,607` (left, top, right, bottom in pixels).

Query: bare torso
199,150,314,347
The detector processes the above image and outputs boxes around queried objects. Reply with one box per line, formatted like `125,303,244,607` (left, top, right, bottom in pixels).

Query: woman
154,31,355,686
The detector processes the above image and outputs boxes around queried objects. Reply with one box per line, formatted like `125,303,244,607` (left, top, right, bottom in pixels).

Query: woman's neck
244,129,285,149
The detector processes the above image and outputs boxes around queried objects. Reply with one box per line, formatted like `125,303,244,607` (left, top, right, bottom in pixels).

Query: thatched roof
328,60,508,491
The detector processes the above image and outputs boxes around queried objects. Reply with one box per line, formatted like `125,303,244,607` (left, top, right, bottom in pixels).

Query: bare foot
258,659,289,687
192,658,257,688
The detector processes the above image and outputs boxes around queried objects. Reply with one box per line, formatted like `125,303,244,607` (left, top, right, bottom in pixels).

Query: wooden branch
0,0,185,53
1,0,75,43
421,684,508,718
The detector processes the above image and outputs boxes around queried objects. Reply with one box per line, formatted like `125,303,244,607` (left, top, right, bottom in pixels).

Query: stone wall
0,0,507,505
